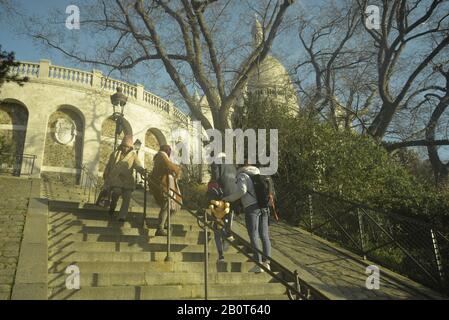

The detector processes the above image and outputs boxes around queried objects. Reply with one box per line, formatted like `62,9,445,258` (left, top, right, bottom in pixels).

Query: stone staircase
44,182,289,300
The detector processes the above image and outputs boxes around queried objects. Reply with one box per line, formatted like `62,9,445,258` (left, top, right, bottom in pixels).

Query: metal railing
140,173,328,300
0,153,36,176
79,164,99,204
277,187,449,293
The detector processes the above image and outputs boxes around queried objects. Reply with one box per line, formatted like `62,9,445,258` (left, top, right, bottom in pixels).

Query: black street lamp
110,87,128,151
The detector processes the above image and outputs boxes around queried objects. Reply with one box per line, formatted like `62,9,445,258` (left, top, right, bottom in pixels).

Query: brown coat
104,150,144,190
150,151,182,206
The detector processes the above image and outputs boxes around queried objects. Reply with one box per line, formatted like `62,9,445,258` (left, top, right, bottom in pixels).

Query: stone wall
145,130,160,150
144,130,160,171
0,60,192,180
98,117,133,173
0,177,32,300
41,172,79,186
42,109,83,169
0,103,28,157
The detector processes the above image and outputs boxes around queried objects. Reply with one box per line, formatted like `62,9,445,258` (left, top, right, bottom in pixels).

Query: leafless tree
386,65,449,186
24,0,295,132
293,0,376,132
357,0,449,140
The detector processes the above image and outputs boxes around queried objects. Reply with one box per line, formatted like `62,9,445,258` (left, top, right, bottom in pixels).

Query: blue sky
0,0,305,101
1,0,447,161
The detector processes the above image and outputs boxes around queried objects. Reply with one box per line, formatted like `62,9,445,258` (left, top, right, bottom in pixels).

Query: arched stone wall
98,116,133,173
0,60,192,179
144,128,167,170
0,100,29,156
42,105,84,183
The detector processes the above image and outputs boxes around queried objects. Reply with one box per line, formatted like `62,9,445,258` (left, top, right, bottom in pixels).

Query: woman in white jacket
222,162,272,273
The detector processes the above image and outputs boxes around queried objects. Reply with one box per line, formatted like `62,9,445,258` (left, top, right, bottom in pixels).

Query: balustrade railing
49,65,93,85
11,60,190,124
143,91,170,113
100,77,138,98
9,62,40,78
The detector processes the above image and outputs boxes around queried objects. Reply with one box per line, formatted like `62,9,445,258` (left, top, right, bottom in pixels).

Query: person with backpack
222,159,273,273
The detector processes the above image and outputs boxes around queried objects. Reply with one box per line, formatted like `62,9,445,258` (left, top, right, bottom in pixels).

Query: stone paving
232,215,446,300
0,176,32,300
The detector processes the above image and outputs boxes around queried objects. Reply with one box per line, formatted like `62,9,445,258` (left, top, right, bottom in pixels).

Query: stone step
49,217,201,230
47,283,288,300
48,231,210,246
46,191,84,196
48,226,206,238
49,213,200,226
48,261,258,274
49,190,84,196
49,218,201,230
48,271,277,287
48,226,170,237
48,241,239,254
48,250,247,263
49,223,204,236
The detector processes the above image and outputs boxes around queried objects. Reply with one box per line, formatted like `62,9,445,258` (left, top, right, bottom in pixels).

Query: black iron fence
277,187,449,293
79,164,99,204
0,153,36,176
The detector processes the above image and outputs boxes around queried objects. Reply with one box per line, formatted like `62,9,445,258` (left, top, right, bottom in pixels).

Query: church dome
235,17,298,111
247,55,294,94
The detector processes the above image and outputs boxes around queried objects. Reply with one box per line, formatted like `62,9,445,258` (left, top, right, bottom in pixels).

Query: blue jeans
244,205,271,263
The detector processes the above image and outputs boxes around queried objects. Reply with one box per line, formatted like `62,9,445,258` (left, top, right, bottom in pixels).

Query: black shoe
155,228,168,236
118,218,125,223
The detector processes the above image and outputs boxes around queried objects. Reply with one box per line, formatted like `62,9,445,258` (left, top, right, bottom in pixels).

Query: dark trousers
110,187,133,220
213,212,234,257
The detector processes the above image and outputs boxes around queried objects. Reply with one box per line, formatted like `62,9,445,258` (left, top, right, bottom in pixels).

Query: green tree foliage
0,46,28,94
235,94,449,227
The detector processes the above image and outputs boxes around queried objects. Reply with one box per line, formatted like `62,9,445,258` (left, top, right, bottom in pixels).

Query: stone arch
0,99,29,175
144,128,167,170
0,99,29,154
98,116,133,173
42,105,85,184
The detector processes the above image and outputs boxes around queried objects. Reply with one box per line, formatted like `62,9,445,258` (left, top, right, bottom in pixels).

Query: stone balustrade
10,60,190,124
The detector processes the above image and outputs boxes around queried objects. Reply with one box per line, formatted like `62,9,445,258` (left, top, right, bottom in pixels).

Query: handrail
80,164,99,204
280,187,449,293
306,188,437,227
139,172,328,300
0,153,36,176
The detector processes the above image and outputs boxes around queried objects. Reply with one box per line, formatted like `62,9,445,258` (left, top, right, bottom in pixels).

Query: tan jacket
150,151,182,207
104,150,144,190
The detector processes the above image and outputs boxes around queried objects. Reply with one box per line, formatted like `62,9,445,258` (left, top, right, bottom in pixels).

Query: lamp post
133,139,142,187
110,87,128,151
